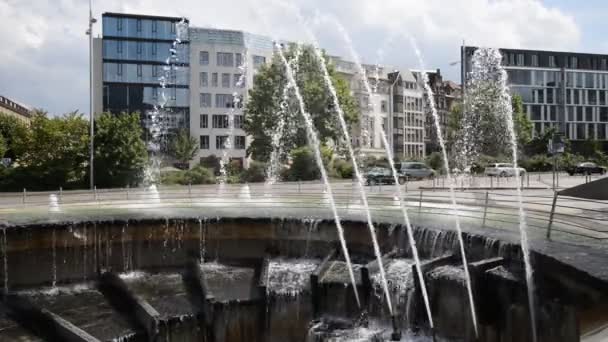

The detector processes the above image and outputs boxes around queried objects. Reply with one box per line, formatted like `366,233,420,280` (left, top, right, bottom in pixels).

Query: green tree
512,95,533,151
94,113,148,188
244,44,359,162
0,113,29,161
171,129,198,166
0,134,6,160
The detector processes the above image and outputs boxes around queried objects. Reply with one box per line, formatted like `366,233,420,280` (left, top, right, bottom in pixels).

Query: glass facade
466,47,608,149
102,13,190,132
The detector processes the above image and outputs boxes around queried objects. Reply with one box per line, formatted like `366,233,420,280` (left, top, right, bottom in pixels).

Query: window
212,115,229,128
200,51,209,65
549,55,556,68
531,54,538,67
136,42,142,55
531,105,542,120
571,56,578,69
117,41,123,54
236,53,242,67
117,64,123,76
200,114,208,128
234,115,243,129
589,90,597,105
234,74,242,87
235,136,246,149
215,94,233,108
200,136,209,149
217,52,234,67
152,65,159,77
601,108,608,122
117,18,123,32
171,22,176,34
137,64,142,77
586,107,594,122
221,73,230,88
200,72,208,87
585,73,595,88
210,73,218,87
602,59,607,70
547,88,554,104
151,43,157,56
216,136,228,149
200,93,212,107
152,20,157,33
253,55,266,67
517,54,524,66
136,19,142,32
381,101,387,113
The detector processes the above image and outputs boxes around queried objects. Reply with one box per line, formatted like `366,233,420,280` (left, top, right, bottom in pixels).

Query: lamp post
86,0,97,189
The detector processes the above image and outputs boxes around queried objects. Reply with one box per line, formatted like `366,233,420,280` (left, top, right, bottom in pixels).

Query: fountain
238,184,252,200
48,194,60,213
411,38,479,337
470,47,537,342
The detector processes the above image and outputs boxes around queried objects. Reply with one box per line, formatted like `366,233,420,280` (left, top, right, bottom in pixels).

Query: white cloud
0,0,581,115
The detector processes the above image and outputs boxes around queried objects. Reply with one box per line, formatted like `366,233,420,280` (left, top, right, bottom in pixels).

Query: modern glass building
463,47,608,152
99,13,190,133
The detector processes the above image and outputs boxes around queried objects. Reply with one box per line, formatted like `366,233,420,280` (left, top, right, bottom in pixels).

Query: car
484,163,526,177
566,162,606,176
397,162,436,180
365,167,406,185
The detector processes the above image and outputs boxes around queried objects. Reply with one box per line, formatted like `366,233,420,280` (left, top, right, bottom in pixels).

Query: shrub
240,161,267,183
200,155,221,175
425,152,444,172
333,159,354,179
284,147,319,181
162,166,216,185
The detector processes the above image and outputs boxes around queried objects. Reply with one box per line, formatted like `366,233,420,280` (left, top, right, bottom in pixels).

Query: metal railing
1,181,606,246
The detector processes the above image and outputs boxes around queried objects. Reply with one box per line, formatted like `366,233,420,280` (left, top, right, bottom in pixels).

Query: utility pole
86,0,97,189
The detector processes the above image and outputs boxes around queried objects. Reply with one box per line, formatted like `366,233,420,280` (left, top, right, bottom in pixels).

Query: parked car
566,162,606,176
397,162,436,179
484,163,526,177
365,167,406,185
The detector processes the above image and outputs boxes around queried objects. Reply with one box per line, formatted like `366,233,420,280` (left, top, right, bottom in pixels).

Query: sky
0,0,606,116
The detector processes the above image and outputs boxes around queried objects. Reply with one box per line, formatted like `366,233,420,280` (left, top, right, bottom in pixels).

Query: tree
512,95,533,151
171,129,198,167
0,112,29,161
0,134,6,160
244,43,359,163
94,113,148,188
17,111,89,189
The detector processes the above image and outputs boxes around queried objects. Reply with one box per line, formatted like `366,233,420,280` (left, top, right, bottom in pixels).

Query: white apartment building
329,56,426,160
188,28,273,168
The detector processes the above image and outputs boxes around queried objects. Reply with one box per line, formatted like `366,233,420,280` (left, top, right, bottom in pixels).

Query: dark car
396,162,436,179
566,162,606,176
365,167,406,185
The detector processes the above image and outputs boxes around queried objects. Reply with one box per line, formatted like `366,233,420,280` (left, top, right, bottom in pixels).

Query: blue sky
0,0,605,115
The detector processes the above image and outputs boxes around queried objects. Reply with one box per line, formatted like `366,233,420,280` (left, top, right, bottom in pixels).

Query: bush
162,165,216,185
240,161,267,183
333,159,354,179
284,147,319,181
519,155,553,172
425,152,443,172
200,155,221,175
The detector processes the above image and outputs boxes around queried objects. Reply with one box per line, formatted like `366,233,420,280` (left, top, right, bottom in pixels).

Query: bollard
59,187,63,203
94,186,98,201
482,191,489,228
298,181,301,193
22,188,26,204
188,183,192,196
418,190,423,214
546,192,559,239
490,176,493,189
126,185,130,200
527,172,530,188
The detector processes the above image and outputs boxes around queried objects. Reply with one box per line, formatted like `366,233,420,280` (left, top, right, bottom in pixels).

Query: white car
484,163,526,177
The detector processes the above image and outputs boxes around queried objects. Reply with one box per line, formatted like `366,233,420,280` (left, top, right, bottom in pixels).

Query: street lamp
86,0,97,189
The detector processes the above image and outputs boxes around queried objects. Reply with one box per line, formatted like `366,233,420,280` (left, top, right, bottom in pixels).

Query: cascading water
411,39,478,337
52,228,57,289
472,47,537,342
273,42,361,307
3,228,7,293
318,14,434,329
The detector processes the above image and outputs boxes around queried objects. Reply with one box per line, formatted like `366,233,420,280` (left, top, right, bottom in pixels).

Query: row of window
513,87,608,106
199,51,266,67
103,17,181,40
502,51,608,70
525,105,608,123
508,69,608,89
103,40,189,63
199,93,243,108
199,135,246,149
200,72,244,88
103,63,189,86
199,114,243,129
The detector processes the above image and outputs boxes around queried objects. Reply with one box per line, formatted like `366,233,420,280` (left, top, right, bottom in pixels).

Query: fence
0,181,606,245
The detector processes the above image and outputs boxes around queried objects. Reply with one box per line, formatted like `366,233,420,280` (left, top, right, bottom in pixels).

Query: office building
189,28,274,167
463,47,608,151
0,95,31,124
97,13,190,137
